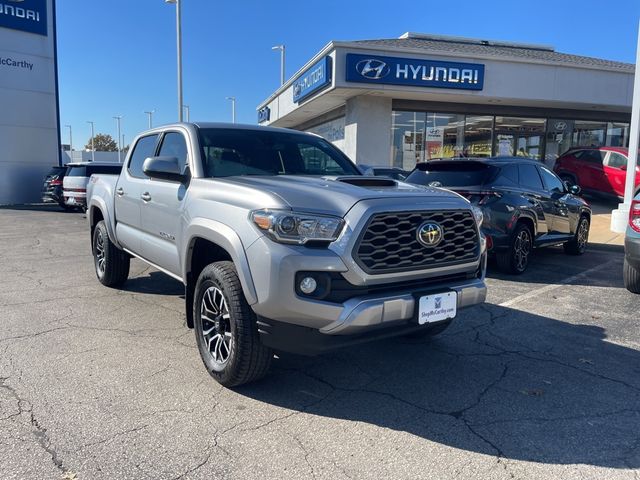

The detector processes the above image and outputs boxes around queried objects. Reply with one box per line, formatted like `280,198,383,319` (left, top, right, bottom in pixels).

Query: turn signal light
630,200,640,233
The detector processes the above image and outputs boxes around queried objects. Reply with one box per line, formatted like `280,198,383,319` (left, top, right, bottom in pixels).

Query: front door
139,131,191,277
518,163,553,237
538,165,571,235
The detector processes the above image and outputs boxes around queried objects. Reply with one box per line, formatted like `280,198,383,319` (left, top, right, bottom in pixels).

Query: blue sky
57,0,640,149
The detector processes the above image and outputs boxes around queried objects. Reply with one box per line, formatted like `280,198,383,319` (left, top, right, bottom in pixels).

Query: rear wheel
496,223,532,274
92,221,130,287
193,261,272,387
564,216,589,255
623,258,640,294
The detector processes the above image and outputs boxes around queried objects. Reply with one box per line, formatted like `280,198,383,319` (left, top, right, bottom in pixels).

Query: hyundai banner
293,56,332,103
346,53,484,91
0,0,47,36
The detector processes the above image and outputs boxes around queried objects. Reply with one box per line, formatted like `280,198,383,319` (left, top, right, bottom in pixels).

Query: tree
85,133,117,152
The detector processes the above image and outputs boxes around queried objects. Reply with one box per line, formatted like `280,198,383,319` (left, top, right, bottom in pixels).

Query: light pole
144,110,155,129
65,124,73,151
272,45,285,85
166,0,183,122
611,18,640,232
87,121,95,162
226,97,236,123
113,116,123,163
183,104,190,122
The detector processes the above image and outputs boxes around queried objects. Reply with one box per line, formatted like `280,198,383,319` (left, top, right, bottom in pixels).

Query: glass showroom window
464,116,493,157
545,119,574,165
423,112,465,160
494,116,546,160
606,122,630,147
391,111,426,170
572,120,606,147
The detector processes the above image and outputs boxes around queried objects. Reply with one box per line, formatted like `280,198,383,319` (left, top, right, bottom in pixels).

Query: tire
564,216,589,255
623,258,640,294
403,321,451,340
496,223,533,274
92,220,130,287
193,261,272,387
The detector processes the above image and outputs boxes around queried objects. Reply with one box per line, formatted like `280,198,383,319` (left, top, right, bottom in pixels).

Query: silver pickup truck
88,123,487,387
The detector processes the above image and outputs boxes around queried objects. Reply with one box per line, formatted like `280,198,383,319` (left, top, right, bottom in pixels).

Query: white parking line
498,259,619,308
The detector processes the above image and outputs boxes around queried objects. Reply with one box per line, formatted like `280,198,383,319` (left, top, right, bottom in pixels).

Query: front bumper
625,235,640,269
246,234,487,343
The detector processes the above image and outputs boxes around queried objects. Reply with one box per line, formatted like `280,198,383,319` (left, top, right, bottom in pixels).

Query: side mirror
143,156,186,182
569,184,581,195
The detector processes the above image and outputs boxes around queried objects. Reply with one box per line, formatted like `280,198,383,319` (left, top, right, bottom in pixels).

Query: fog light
299,276,317,295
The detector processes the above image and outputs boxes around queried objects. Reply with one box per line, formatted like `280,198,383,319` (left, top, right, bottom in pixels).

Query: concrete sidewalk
588,198,625,247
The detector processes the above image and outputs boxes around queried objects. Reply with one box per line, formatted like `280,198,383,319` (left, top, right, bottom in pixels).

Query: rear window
406,162,497,187
66,166,86,177
87,165,122,176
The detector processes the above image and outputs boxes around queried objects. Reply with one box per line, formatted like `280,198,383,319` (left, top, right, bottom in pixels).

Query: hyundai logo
355,59,390,80
417,222,444,247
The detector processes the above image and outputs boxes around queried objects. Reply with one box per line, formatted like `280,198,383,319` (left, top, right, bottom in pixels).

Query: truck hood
220,175,464,217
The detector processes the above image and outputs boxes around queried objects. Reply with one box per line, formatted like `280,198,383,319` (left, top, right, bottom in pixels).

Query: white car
63,162,122,210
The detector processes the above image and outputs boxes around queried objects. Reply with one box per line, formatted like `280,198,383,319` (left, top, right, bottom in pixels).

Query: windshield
406,161,497,187
198,128,360,177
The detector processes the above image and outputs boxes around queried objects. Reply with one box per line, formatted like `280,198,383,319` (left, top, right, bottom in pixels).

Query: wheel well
185,238,233,328
90,207,104,236
517,216,535,236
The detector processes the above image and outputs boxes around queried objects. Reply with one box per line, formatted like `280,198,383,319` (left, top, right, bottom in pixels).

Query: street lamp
113,116,123,163
272,44,285,85
226,97,236,123
144,110,155,129
87,121,95,162
165,0,183,122
64,124,73,151
183,104,190,122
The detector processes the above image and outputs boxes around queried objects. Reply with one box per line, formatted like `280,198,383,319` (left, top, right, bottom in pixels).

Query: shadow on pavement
237,303,640,469
122,271,184,297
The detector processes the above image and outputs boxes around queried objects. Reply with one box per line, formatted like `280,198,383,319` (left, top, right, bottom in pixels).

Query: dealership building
0,0,59,204
257,33,634,171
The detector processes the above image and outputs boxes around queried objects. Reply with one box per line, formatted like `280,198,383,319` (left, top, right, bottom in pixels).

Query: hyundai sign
293,56,332,103
346,53,484,91
0,0,47,36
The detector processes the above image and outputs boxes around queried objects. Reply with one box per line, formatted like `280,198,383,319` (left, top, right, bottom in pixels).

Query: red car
554,147,640,200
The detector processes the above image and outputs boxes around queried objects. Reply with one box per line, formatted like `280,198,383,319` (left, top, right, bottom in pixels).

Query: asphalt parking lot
1,206,639,480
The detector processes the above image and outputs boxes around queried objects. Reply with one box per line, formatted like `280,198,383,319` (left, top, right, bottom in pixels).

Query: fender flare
87,198,121,248
182,219,259,305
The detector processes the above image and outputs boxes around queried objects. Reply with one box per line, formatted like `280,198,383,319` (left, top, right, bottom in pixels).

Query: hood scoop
331,176,397,187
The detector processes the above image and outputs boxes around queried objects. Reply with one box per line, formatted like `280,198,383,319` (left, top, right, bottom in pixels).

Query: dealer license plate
418,292,457,325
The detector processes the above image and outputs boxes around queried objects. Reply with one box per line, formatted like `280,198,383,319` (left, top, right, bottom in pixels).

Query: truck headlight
250,209,345,245
471,205,483,227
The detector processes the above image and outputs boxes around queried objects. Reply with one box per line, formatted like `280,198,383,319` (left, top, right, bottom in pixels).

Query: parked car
553,147,640,201
87,123,487,387
41,165,68,209
406,157,592,274
63,162,123,211
360,165,410,181
624,187,640,293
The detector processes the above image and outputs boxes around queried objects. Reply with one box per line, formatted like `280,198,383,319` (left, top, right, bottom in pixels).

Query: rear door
139,130,191,276
518,163,553,236
604,151,628,197
114,134,160,252
576,149,607,192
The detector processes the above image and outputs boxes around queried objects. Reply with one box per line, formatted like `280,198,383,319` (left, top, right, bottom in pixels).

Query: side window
493,164,519,186
538,166,565,194
128,134,159,178
576,149,605,165
518,164,544,190
608,152,628,169
158,132,189,172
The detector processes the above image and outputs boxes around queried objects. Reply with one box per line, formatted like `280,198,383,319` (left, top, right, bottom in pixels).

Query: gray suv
87,123,487,387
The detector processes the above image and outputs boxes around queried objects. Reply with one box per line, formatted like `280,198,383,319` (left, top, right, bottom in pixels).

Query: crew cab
87,123,487,387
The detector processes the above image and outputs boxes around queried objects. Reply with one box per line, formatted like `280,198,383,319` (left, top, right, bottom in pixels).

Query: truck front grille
353,210,480,274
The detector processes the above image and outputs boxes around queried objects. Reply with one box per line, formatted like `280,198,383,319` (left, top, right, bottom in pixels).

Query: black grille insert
354,210,480,274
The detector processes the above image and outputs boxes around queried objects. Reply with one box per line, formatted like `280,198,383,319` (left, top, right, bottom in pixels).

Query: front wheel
564,216,589,255
496,223,532,274
92,220,130,287
623,258,640,294
193,261,272,387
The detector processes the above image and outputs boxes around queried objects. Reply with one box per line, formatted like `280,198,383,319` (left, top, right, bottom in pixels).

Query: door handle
116,187,124,197
141,192,152,202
